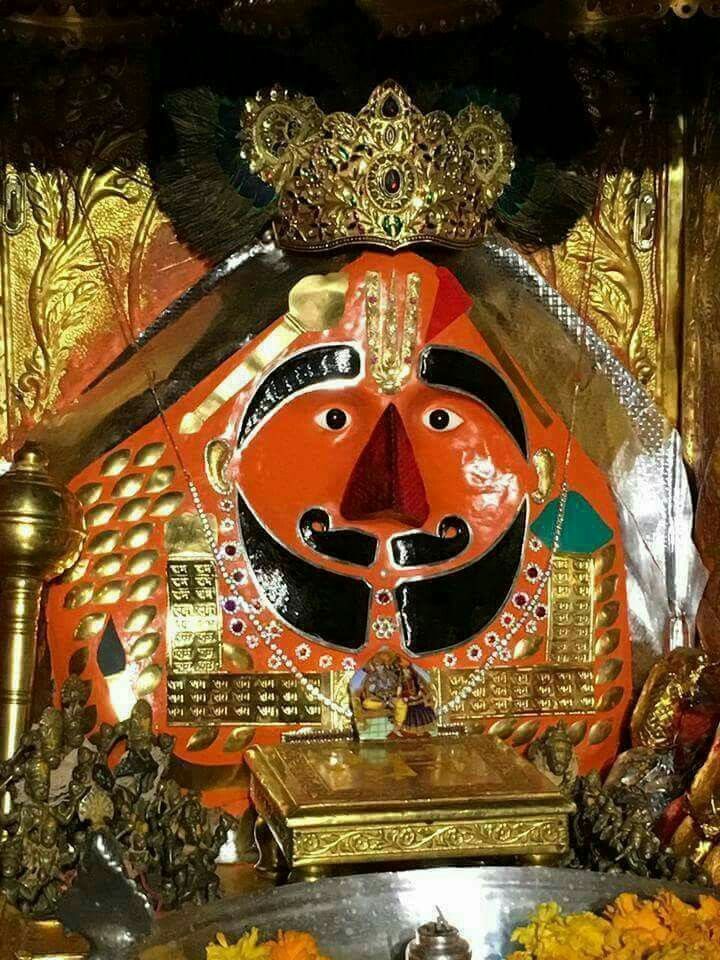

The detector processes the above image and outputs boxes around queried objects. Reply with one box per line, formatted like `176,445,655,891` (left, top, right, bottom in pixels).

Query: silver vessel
405,912,472,960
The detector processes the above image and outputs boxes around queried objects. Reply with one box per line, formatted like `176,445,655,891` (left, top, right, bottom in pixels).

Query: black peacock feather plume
153,82,597,263
154,86,277,265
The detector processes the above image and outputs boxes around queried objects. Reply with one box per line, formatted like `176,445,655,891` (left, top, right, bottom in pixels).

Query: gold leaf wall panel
529,163,682,423
0,150,205,451
684,77,720,656
0,214,10,439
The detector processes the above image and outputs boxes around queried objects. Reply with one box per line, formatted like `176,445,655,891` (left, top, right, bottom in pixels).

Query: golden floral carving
0,140,183,449
293,817,568,861
19,156,139,416
529,165,681,419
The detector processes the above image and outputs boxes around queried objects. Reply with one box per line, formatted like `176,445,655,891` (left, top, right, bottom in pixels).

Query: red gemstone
384,169,401,194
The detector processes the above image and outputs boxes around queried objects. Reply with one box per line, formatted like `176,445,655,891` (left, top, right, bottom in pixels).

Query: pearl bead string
186,478,569,723
188,479,353,720
438,482,568,715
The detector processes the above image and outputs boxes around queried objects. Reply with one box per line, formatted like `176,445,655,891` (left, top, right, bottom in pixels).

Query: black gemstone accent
381,94,400,118
97,618,126,677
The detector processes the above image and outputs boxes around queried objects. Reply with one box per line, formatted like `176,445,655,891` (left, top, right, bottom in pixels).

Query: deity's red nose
340,403,429,527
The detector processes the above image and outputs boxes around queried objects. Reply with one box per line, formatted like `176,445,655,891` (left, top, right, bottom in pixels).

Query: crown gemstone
381,94,400,118
383,215,403,237
384,168,402,195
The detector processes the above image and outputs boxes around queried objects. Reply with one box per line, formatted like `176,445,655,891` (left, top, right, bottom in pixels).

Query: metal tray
139,866,710,960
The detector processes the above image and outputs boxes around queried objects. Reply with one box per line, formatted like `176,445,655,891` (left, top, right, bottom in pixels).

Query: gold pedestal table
246,734,574,877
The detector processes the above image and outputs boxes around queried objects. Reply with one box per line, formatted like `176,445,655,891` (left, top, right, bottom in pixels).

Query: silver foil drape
481,242,707,679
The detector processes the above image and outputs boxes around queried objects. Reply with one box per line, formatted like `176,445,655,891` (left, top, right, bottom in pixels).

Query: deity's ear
531,448,556,504
205,438,233,495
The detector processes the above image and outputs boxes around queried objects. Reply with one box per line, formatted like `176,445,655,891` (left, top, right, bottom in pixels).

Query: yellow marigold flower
267,931,330,960
507,890,720,960
206,929,270,960
509,901,609,960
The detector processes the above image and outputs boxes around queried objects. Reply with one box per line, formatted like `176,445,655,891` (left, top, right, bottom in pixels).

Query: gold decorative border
292,816,569,864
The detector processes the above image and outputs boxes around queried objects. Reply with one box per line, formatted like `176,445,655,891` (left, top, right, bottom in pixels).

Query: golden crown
241,81,514,252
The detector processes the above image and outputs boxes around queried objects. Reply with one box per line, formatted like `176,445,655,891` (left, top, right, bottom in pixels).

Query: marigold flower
267,931,330,960
207,929,270,960
506,890,720,960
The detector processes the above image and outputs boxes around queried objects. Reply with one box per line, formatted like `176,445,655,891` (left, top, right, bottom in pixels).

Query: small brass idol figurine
0,443,85,763
0,681,233,917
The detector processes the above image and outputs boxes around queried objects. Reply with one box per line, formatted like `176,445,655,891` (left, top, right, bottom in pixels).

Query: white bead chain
436,482,568,716
186,479,569,724
188,479,353,720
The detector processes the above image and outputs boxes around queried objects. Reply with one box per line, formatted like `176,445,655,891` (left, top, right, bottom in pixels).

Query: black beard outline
239,492,527,658
238,493,371,651
395,501,528,656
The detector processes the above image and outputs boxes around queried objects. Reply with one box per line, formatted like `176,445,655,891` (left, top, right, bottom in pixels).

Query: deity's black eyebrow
418,345,527,457
238,344,361,445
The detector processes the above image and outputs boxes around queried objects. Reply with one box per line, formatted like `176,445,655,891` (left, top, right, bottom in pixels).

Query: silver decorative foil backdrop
453,242,707,678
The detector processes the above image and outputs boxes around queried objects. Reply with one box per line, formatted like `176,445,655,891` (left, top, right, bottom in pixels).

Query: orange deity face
45,249,633,792
227,254,534,656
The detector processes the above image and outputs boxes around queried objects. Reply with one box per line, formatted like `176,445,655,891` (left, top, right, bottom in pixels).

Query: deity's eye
423,408,463,432
315,407,350,431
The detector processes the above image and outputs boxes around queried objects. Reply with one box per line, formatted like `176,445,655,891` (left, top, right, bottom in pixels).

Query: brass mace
0,443,85,761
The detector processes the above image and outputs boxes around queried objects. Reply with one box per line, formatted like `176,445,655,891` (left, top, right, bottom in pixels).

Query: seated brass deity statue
39,82,651,817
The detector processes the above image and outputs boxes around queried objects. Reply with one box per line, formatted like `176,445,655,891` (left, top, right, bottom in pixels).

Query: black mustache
391,515,470,567
299,508,378,567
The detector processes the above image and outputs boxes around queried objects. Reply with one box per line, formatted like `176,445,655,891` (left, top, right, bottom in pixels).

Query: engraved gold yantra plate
246,734,574,869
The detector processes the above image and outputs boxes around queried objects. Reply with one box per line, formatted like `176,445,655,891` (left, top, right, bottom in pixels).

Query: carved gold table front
246,734,574,875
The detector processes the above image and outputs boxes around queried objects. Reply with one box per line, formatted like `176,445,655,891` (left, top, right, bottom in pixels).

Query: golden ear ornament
204,438,233,494
531,448,556,504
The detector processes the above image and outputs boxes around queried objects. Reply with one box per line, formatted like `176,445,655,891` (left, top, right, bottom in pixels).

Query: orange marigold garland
206,930,329,960
507,891,720,960
267,931,331,960
204,891,720,960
